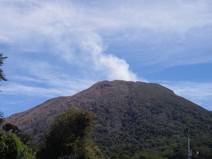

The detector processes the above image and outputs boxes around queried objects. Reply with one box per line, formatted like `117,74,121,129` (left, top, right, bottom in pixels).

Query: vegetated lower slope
8,80,212,158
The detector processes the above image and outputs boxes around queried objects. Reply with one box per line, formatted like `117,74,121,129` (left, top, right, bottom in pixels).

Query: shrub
37,107,104,159
0,131,35,159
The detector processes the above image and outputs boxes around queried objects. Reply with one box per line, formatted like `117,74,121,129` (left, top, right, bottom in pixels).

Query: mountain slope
8,80,212,157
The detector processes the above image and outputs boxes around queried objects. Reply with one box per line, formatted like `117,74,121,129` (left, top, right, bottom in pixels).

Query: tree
132,150,167,159
0,131,35,159
37,107,104,159
0,53,7,81
0,53,7,123
0,112,4,126
2,123,20,133
0,117,34,159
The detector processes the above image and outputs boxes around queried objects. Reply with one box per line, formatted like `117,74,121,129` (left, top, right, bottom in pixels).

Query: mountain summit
8,80,212,157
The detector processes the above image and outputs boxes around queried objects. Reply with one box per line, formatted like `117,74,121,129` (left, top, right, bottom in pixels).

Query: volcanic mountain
8,80,212,157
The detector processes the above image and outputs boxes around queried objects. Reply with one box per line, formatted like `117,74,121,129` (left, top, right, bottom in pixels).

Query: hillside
8,80,212,158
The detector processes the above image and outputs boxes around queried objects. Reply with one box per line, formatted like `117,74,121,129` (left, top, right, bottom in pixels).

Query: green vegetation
0,114,35,159
1,107,212,159
110,150,166,159
109,136,212,159
0,131,35,159
36,107,211,159
0,112,3,125
37,107,104,159
132,150,166,159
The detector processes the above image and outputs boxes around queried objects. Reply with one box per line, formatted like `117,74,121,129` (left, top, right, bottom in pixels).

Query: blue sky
0,0,212,116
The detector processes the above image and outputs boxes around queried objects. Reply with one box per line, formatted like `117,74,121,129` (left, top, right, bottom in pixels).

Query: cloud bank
0,0,212,114
0,1,138,81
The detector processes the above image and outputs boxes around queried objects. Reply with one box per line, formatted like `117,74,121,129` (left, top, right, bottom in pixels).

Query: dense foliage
37,108,104,159
0,131,35,159
108,134,212,159
0,111,34,159
0,112,4,125
36,106,212,159
131,150,166,159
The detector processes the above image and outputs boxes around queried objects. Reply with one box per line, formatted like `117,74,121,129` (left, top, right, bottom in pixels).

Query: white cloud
0,0,212,113
1,78,93,97
1,82,64,97
3,60,95,97
0,0,138,81
1,73,94,97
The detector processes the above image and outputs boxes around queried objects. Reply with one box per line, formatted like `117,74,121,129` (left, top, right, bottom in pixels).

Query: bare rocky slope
8,80,212,157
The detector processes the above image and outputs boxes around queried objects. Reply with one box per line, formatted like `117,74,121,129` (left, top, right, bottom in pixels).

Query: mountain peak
85,80,175,98
7,80,212,157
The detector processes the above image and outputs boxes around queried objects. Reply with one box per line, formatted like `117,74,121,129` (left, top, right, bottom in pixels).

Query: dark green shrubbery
0,110,35,159
132,150,167,159
0,131,35,159
35,106,212,159
1,107,212,159
37,107,104,159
